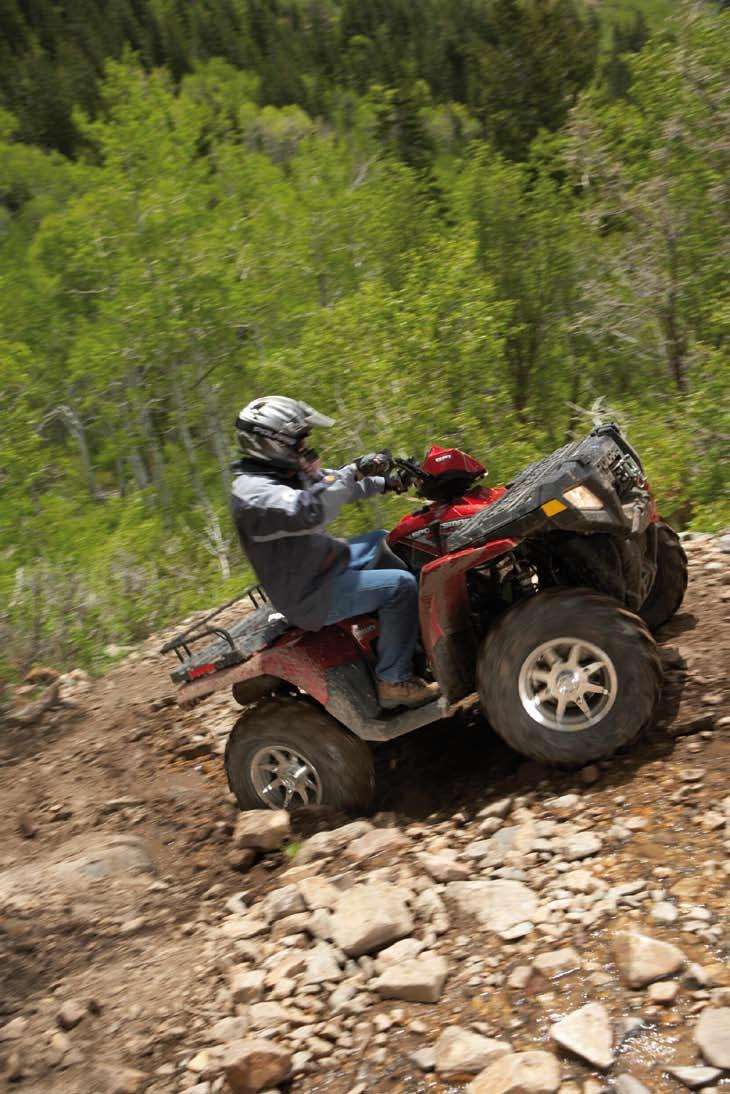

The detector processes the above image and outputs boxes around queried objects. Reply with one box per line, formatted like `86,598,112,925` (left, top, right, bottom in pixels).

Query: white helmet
235,396,334,468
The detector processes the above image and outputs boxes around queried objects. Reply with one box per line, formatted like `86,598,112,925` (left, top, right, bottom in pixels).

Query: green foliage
0,4,728,680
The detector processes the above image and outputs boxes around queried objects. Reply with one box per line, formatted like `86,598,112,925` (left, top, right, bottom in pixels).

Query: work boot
376,676,440,711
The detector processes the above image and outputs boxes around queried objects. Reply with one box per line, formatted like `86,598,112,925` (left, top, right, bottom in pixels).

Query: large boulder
468,1050,561,1093
612,930,686,988
446,880,538,934
330,881,413,957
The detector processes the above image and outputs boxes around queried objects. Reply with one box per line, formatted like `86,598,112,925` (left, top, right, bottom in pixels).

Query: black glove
354,451,393,478
383,467,415,494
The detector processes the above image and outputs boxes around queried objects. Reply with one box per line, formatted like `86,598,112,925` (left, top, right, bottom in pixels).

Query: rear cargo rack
160,584,269,664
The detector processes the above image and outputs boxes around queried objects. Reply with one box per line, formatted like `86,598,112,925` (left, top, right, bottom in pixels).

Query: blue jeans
323,531,419,682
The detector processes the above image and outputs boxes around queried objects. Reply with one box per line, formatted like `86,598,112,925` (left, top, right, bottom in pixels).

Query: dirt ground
1,533,729,1094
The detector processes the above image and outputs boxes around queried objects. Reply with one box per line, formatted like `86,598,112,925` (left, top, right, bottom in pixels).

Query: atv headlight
563,484,604,510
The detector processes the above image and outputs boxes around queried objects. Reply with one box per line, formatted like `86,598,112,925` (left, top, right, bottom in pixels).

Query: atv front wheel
477,589,662,766
225,696,375,813
640,522,688,631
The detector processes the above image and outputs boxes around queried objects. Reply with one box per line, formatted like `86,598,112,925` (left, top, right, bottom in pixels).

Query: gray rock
550,1003,613,1069
232,810,290,851
560,832,603,861
409,1047,436,1071
262,884,305,922
230,968,266,1004
478,796,514,819
373,937,425,974
650,901,679,925
417,852,471,882
533,948,580,978
302,941,343,984
372,952,448,1003
220,1038,292,1094
297,876,342,910
295,822,373,864
247,1001,294,1032
434,1026,511,1077
615,1077,651,1094
667,1066,724,1089
57,1000,87,1030
207,1016,249,1043
694,1007,730,1068
468,1050,561,1093
330,881,413,957
345,828,410,862
612,930,686,987
446,880,538,934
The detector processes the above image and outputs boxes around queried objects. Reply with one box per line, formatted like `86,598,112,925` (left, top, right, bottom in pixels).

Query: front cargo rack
160,584,271,683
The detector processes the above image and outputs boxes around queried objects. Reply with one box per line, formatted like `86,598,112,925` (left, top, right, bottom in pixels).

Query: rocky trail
2,532,730,1094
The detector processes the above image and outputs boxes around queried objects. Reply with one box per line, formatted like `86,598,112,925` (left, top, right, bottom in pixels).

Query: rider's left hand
354,452,393,478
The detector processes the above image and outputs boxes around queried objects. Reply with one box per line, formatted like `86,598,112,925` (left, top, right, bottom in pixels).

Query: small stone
230,968,266,1004
409,1047,436,1071
650,901,679,925
297,876,342,910
417,852,471,882
372,952,448,1003
207,1017,249,1043
508,966,533,989
233,810,290,851
612,930,686,987
302,941,342,984
106,1069,149,1094
57,999,87,1030
435,1026,511,1077
533,948,580,978
693,1007,730,1068
18,813,38,839
666,1066,723,1089
561,833,603,861
373,938,425,973
468,1050,561,1093
615,1077,651,1094
0,1017,28,1042
263,884,305,922
221,1039,292,1094
478,796,514,819
579,765,600,785
227,848,257,872
551,1003,614,1069
647,980,679,1004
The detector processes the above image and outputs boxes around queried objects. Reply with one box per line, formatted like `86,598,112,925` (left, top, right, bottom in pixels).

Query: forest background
1,0,729,680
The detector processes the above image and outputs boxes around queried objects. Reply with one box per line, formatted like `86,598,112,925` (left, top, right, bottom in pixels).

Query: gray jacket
231,458,384,629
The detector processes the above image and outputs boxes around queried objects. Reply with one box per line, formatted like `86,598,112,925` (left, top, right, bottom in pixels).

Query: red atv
163,424,687,813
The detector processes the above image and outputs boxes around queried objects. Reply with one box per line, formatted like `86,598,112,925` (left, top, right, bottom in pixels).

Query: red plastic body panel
421,445,485,478
177,625,363,707
419,539,518,668
388,485,507,559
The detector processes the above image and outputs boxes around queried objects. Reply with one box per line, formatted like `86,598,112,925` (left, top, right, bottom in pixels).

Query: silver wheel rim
250,744,323,810
518,636,618,733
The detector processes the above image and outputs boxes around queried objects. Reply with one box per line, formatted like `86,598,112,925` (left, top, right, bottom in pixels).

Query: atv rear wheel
477,589,662,766
225,696,375,813
640,522,688,631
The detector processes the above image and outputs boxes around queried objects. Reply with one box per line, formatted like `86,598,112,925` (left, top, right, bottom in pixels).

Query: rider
230,396,440,710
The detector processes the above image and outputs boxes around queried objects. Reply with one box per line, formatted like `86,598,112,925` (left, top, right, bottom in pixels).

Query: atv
162,423,687,813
